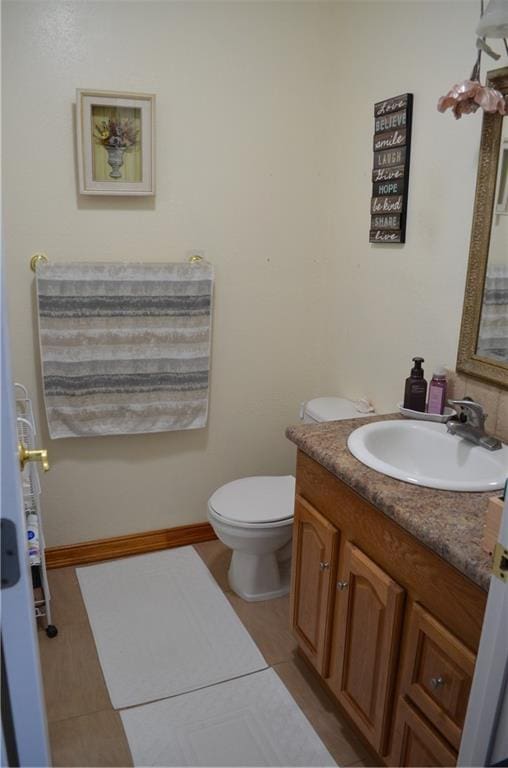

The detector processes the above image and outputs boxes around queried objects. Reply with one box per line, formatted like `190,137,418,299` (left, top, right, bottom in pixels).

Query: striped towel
36,262,214,438
477,264,508,363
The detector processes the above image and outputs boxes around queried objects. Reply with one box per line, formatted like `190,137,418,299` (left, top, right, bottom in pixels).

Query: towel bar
30,253,48,272
30,253,205,271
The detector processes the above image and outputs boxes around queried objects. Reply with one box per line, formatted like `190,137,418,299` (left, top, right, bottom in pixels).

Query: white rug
77,547,267,709
120,668,337,767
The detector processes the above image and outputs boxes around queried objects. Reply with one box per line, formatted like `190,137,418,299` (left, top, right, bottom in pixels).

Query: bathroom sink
347,420,508,492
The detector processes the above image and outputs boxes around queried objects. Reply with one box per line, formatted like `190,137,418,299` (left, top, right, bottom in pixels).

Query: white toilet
207,397,374,602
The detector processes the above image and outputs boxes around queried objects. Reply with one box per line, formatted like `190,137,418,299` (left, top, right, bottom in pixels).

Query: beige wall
321,0,508,417
2,0,336,545
3,1,507,547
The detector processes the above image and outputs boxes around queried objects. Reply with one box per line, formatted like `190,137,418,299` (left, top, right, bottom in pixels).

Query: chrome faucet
447,398,502,451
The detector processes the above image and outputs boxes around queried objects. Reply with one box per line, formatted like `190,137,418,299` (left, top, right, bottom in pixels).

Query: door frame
458,495,508,766
1,266,50,766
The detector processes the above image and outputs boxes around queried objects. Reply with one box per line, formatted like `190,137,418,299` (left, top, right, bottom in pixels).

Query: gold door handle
18,443,50,472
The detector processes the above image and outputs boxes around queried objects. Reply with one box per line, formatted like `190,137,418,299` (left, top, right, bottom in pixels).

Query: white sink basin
347,420,508,492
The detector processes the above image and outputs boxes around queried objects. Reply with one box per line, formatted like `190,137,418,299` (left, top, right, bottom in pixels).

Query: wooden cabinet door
329,541,405,755
390,697,457,767
399,603,476,751
290,494,339,675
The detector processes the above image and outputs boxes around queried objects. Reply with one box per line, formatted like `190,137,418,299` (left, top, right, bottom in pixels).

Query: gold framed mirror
456,66,508,389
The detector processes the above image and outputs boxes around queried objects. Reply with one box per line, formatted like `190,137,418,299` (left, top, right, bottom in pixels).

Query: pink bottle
426,367,447,415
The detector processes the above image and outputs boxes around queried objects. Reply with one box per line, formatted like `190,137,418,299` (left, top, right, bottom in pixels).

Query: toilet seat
208,476,295,526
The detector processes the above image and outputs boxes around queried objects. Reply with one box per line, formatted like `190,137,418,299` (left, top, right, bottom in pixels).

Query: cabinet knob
319,561,330,571
337,581,349,591
430,676,445,690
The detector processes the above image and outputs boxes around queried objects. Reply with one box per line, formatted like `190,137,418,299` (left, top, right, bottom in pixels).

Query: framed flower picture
76,89,155,195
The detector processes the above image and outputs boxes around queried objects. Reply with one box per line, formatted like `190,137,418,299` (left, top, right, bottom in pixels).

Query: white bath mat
120,668,337,767
76,547,267,709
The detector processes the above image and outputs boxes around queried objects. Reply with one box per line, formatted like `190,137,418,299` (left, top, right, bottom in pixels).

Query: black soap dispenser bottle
403,357,427,412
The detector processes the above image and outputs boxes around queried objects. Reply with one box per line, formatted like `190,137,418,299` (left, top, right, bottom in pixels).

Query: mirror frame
456,66,508,389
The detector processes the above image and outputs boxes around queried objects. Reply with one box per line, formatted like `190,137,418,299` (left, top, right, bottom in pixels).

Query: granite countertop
286,414,494,592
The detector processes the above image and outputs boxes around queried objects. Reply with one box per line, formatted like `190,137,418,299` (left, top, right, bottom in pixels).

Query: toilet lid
305,397,367,422
208,476,296,524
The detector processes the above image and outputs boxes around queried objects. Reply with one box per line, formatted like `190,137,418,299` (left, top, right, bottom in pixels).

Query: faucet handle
449,399,486,427
449,398,485,413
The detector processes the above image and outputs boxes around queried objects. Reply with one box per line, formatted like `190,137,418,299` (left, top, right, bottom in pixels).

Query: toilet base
228,550,291,602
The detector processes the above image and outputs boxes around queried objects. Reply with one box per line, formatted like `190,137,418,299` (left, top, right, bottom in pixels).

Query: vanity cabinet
289,496,339,676
328,542,405,754
290,451,487,768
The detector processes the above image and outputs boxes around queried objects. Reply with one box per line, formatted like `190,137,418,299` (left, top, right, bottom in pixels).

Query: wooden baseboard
45,522,217,569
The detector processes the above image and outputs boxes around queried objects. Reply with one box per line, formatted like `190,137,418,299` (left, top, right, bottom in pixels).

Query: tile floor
39,540,377,767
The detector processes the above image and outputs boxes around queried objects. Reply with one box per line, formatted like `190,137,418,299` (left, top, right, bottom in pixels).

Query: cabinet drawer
390,697,457,767
399,603,476,751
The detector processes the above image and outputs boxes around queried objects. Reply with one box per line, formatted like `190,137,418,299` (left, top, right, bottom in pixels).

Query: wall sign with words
369,93,413,244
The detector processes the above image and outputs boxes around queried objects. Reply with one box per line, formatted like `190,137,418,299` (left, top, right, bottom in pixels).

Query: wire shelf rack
14,382,57,638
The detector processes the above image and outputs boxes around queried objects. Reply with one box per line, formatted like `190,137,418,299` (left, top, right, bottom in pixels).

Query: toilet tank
301,397,375,424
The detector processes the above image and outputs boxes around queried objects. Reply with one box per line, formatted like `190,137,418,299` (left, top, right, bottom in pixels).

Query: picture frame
76,89,155,196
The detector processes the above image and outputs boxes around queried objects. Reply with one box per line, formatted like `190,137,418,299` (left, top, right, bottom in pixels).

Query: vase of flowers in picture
94,117,139,180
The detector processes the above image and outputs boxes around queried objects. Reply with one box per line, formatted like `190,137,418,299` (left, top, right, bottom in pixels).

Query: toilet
207,397,374,602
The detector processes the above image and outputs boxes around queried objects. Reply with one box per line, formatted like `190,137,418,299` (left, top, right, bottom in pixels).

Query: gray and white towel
36,262,214,438
477,264,508,363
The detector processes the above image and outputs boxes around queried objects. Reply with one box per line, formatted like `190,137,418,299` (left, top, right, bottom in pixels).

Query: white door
1,278,50,765
459,494,508,767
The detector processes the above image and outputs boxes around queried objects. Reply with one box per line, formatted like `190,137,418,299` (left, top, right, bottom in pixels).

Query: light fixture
476,0,508,38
